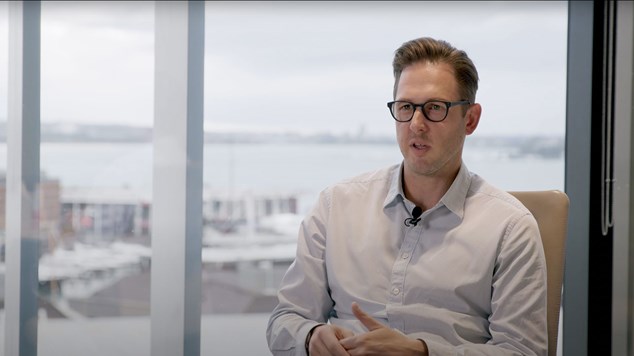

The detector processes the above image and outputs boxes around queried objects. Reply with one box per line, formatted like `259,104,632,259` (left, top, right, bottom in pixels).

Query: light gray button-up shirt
267,163,547,356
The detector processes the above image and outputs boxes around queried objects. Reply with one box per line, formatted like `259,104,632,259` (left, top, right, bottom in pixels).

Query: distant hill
0,121,394,144
0,121,564,159
0,122,153,143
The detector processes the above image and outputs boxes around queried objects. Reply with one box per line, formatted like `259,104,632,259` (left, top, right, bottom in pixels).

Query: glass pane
37,2,153,355
203,1,567,354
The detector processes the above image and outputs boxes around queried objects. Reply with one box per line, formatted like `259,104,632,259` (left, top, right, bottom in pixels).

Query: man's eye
399,104,412,111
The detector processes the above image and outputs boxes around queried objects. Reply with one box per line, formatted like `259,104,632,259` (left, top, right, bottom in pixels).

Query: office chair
509,190,569,356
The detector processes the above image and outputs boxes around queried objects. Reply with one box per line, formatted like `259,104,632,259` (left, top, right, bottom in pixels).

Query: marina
0,140,565,355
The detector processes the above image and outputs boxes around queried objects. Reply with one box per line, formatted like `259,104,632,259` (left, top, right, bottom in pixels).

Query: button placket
389,223,419,303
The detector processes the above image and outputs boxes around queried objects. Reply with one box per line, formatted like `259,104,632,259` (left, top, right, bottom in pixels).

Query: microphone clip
404,206,423,227
404,217,421,227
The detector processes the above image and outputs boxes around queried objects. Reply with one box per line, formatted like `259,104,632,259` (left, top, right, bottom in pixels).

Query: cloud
0,1,568,136
204,1,568,136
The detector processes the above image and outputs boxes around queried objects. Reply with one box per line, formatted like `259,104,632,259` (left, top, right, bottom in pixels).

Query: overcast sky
0,1,568,137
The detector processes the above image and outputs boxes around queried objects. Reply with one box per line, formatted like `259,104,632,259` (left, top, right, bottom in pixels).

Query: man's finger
334,326,355,340
351,302,385,331
310,325,353,356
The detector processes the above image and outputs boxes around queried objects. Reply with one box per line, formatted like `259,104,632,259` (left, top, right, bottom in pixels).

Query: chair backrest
509,190,569,356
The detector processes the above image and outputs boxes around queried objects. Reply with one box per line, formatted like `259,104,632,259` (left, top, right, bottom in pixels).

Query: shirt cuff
299,322,323,356
421,338,454,356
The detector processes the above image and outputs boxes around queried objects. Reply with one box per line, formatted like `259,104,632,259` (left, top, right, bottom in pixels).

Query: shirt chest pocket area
403,252,493,314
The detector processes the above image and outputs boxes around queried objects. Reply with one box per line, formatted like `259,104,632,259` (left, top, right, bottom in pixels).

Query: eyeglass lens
391,101,447,122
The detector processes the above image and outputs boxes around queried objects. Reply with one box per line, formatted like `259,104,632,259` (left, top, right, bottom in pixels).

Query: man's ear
465,103,481,135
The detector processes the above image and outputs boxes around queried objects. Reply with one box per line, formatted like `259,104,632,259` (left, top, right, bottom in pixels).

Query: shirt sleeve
411,213,549,356
266,189,335,356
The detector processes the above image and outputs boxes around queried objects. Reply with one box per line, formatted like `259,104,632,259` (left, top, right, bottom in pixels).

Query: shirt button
402,253,409,259
392,288,400,295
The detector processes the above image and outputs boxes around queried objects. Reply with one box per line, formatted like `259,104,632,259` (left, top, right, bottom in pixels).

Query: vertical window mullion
611,1,634,354
5,1,40,356
151,2,204,356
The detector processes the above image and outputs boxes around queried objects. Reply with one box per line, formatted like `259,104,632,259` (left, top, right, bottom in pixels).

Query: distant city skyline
0,1,568,137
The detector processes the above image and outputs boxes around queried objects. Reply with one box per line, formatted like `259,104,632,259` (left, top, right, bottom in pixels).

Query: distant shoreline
0,122,565,159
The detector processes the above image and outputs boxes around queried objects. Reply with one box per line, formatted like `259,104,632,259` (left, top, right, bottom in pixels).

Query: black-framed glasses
387,100,471,122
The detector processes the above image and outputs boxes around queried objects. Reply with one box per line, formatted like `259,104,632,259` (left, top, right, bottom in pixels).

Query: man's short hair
392,37,479,103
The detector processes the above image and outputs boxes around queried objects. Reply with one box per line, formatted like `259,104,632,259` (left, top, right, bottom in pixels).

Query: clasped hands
307,302,428,356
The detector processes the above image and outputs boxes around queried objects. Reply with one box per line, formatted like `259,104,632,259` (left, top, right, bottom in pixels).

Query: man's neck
403,166,460,211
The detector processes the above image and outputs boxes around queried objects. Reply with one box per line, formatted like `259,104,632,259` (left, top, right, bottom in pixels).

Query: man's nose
409,107,428,132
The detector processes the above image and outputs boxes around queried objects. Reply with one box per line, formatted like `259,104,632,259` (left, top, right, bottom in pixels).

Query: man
266,37,547,356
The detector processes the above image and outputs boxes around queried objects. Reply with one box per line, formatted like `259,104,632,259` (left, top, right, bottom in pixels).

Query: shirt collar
383,163,404,209
439,162,471,219
383,161,472,219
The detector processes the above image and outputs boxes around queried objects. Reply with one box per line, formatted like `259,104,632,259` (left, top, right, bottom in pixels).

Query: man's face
394,61,480,181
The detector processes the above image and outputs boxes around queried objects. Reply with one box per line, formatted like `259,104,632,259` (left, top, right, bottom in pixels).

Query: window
1,1,567,355
6,2,154,355
202,1,566,353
